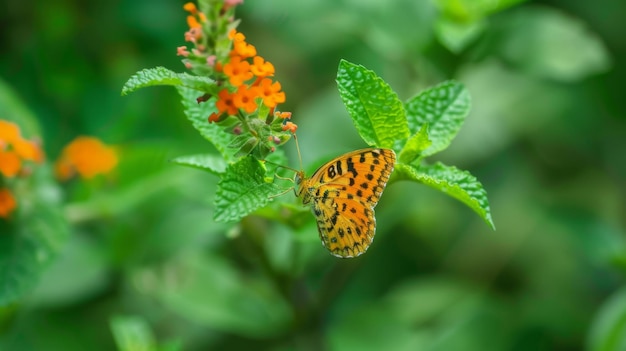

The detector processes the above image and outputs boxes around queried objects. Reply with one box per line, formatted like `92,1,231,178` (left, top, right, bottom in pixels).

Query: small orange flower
281,121,298,134
0,188,16,219
183,2,197,14
278,111,292,119
177,46,190,57
0,150,21,177
12,138,43,162
55,136,118,180
0,120,20,143
232,40,256,59
250,56,275,77
257,78,286,108
233,85,259,113
0,119,44,177
184,27,202,42
223,56,253,86
187,15,201,29
215,89,238,116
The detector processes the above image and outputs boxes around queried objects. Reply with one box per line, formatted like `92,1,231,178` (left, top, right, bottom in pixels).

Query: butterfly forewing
297,148,396,258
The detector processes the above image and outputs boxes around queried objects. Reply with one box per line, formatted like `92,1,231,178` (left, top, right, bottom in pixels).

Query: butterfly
294,148,396,258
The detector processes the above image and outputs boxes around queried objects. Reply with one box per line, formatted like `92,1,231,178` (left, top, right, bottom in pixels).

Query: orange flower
233,85,259,113
0,150,21,177
281,121,298,133
232,40,257,59
187,15,201,29
0,120,20,144
250,56,275,77
276,111,292,119
0,188,16,219
257,78,285,108
0,119,44,177
183,2,198,14
55,136,118,180
215,89,238,116
223,56,253,86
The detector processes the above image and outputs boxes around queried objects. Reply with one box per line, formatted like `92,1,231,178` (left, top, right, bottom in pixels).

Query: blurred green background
1,0,626,350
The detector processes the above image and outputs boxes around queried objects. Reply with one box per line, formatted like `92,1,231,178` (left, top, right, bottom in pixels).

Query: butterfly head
293,170,305,197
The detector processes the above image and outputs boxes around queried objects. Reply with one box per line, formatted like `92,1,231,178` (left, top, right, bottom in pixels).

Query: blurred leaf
397,124,431,164
435,18,486,53
433,0,526,21
111,315,156,351
496,6,611,81
395,162,494,229
28,234,108,307
0,79,41,138
336,60,409,148
177,86,236,161
170,153,227,176
588,287,626,351
0,166,69,306
329,277,499,351
121,67,217,96
404,80,470,157
214,156,286,222
133,251,292,337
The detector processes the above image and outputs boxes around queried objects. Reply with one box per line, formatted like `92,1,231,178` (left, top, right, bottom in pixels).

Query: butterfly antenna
293,133,304,172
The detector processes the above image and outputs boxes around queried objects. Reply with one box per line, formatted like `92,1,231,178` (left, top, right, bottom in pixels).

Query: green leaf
0,166,69,306
176,86,236,161
496,7,611,82
404,80,470,157
110,315,156,351
435,18,486,53
170,153,227,176
398,124,431,164
336,60,409,148
214,157,286,222
135,252,292,337
588,287,626,351
121,67,217,96
394,162,494,229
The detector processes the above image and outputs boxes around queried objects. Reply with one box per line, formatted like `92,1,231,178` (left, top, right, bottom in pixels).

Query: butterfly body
294,148,396,258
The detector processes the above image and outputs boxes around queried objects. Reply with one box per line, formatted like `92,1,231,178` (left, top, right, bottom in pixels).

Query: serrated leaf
395,162,494,229
398,124,431,164
121,67,217,96
336,60,409,148
404,80,470,157
214,157,285,222
110,315,156,351
177,86,236,161
170,154,227,176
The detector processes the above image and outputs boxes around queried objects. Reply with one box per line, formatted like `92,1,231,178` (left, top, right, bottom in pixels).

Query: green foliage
0,80,69,307
170,154,227,175
337,60,409,148
404,80,470,157
339,61,493,228
121,67,217,96
214,156,287,222
0,0,623,350
395,162,495,229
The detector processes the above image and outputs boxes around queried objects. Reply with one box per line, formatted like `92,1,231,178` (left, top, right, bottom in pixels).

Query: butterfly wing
299,148,396,258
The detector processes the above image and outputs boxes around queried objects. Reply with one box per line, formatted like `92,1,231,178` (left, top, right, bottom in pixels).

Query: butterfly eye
294,173,301,185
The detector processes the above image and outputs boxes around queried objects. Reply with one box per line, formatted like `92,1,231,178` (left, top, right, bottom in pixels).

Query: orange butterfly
294,148,396,258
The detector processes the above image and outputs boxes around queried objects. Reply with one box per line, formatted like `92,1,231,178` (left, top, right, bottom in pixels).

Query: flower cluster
176,1,296,159
55,136,118,181
0,119,44,219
